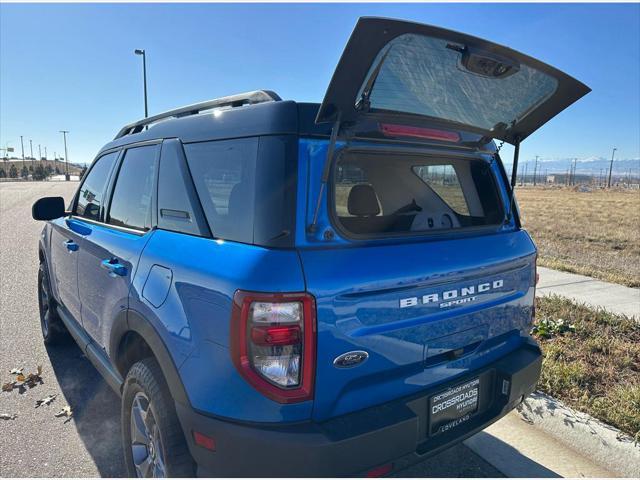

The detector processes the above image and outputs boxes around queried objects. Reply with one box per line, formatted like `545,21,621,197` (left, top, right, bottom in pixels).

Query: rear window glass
360,34,558,132
333,152,503,237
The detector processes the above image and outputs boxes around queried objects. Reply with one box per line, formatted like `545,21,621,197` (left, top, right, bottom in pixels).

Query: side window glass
157,140,207,236
107,145,158,231
412,165,470,215
183,138,257,243
75,151,119,221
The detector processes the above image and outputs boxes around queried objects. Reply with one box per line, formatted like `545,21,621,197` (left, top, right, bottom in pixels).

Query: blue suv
32,18,589,477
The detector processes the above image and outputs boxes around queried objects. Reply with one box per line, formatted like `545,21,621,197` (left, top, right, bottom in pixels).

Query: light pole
29,139,33,162
134,49,148,118
20,135,25,167
60,130,70,181
607,147,617,188
44,146,47,160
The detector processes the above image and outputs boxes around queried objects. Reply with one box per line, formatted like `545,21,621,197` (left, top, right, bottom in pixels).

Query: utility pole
572,158,578,186
519,162,524,186
20,135,25,167
44,146,47,160
134,49,149,118
607,147,617,188
38,144,42,163
60,130,70,181
523,162,528,186
533,156,539,186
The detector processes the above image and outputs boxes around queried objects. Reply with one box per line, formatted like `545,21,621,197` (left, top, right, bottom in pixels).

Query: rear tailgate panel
300,230,536,421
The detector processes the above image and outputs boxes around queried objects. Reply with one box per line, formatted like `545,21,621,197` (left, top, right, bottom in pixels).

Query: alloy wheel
130,392,167,478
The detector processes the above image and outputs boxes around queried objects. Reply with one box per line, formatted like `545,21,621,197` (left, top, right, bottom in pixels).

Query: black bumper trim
176,341,542,477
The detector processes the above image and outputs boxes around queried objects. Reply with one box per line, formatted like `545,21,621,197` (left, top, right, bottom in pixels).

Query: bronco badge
333,351,369,368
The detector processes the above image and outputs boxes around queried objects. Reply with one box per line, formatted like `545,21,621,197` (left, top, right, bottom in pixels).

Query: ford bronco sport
32,17,589,477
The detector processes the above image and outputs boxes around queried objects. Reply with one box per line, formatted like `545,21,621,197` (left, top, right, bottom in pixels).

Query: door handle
64,240,79,252
101,258,127,277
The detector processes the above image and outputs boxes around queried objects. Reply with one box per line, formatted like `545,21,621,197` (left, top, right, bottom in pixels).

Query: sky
1,3,639,167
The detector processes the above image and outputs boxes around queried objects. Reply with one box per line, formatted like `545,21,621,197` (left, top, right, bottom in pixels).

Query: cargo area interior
332,152,504,236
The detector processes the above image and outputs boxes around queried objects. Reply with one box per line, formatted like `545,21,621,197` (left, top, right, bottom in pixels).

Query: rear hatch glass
360,34,558,133
333,151,503,237
317,18,590,144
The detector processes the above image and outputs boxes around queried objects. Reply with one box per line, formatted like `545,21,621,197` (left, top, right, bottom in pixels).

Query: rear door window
107,145,158,231
75,151,119,221
332,151,503,237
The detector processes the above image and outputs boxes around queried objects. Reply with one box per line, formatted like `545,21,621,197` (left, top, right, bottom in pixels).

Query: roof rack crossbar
114,90,281,140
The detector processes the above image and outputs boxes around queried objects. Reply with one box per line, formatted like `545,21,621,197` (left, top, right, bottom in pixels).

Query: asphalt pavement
0,181,502,478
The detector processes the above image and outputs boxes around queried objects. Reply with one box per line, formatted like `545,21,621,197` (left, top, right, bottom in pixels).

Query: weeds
534,295,640,438
531,317,575,338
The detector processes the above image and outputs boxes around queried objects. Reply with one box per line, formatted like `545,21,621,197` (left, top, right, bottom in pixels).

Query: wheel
122,358,195,478
38,262,69,345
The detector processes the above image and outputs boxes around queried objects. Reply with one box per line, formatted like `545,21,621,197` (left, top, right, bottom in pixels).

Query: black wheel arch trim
110,308,191,407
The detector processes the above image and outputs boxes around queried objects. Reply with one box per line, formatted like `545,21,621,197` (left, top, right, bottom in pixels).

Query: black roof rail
114,90,281,140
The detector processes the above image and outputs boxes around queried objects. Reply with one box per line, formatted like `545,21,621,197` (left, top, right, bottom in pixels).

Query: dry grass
534,295,640,439
517,187,640,287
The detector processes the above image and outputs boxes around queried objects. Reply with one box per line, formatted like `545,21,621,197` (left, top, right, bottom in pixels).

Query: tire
122,358,195,478
38,262,70,345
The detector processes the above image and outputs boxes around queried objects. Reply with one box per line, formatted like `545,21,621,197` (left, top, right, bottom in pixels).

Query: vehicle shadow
46,338,126,477
464,430,561,478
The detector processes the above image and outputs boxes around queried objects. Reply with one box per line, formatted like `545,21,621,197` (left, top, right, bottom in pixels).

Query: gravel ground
0,181,502,478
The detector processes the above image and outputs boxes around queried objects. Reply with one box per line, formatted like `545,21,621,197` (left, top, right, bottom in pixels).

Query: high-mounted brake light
230,291,316,403
379,123,461,142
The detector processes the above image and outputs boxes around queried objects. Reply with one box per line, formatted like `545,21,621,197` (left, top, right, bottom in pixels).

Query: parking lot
0,181,503,477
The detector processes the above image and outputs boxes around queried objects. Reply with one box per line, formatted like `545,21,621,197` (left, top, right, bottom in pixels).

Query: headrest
228,182,248,218
347,184,380,217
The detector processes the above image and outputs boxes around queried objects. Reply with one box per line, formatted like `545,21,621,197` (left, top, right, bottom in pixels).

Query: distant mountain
503,157,640,177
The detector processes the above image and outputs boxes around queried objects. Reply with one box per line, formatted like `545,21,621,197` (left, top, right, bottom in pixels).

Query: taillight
532,256,538,322
230,291,316,403
379,123,461,142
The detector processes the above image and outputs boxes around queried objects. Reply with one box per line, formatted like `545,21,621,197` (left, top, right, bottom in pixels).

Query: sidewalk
462,266,640,477
464,411,617,477
536,266,640,318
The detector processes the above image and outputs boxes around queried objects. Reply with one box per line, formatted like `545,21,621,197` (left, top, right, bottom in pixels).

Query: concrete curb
517,391,640,477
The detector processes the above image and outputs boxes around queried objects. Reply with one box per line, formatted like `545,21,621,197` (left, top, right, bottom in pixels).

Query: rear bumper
176,340,541,477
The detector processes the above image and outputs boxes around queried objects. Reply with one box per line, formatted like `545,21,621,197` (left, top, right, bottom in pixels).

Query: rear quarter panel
130,229,311,422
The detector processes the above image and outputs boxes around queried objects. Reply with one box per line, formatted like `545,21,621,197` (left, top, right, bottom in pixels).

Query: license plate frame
429,377,480,436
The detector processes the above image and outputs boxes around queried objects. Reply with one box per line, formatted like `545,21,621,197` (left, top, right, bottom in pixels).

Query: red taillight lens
230,291,316,403
379,123,461,142
251,325,301,346
532,256,538,322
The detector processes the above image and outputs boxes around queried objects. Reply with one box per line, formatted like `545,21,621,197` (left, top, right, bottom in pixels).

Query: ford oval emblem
333,351,369,368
